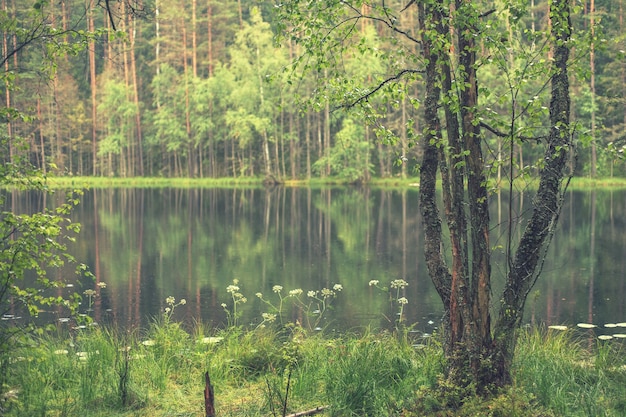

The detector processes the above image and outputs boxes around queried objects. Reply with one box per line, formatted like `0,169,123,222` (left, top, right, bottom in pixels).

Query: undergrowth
2,323,626,416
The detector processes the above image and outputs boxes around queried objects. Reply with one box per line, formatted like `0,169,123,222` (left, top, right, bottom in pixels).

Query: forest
1,0,624,181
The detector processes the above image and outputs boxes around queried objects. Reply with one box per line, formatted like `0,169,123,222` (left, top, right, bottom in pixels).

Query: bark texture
492,0,572,386
418,0,572,393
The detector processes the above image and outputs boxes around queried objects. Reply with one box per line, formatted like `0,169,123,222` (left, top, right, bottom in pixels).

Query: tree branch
341,69,423,109
479,121,546,143
340,0,421,44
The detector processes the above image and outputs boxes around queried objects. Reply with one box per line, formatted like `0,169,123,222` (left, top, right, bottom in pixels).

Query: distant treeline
2,0,624,180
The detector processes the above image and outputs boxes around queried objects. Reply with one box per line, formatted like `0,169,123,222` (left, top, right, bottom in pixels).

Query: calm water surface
13,187,626,335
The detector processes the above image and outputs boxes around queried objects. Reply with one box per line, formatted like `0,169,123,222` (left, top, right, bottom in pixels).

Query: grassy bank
3,319,626,417
42,175,399,189
40,175,626,190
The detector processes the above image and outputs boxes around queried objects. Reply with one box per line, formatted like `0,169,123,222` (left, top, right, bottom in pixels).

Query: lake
11,187,626,336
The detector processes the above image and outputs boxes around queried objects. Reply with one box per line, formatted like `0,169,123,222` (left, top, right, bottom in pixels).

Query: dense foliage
0,4,96,405
2,0,624,180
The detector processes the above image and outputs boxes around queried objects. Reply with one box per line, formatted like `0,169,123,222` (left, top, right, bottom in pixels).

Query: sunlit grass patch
514,328,626,416
319,332,428,416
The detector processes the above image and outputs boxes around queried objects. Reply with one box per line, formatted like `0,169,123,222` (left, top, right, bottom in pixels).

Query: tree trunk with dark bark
418,0,572,394
491,0,572,387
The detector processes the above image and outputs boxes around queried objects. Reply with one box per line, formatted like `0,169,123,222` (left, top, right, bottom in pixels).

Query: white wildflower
390,279,408,289
262,313,277,323
321,288,335,298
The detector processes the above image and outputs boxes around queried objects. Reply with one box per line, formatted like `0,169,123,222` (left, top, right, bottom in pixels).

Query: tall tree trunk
401,98,407,179
192,0,197,77
288,40,296,179
207,0,213,76
456,0,492,385
323,71,331,177
120,2,131,177
589,0,596,177
621,0,626,137
492,0,572,387
37,99,46,174
377,141,385,177
205,0,214,177
279,104,285,179
88,0,98,175
418,0,572,393
2,0,12,164
182,16,194,177
257,45,272,177
130,13,144,176
155,0,160,78
306,109,311,179
418,0,452,341
48,0,61,173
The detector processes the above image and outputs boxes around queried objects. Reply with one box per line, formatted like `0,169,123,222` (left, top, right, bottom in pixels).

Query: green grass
3,324,626,416
43,176,268,189
566,176,626,189
513,329,626,417
42,175,395,189
40,174,626,192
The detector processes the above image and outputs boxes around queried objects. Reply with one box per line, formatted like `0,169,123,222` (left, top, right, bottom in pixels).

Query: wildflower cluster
369,279,409,328
390,280,409,309
82,281,107,312
251,282,343,330
256,312,278,329
163,296,186,322
256,285,288,324
223,279,247,326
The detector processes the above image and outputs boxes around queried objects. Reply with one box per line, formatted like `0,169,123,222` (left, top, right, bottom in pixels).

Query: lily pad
577,323,597,329
548,325,568,331
598,335,614,340
200,337,224,344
